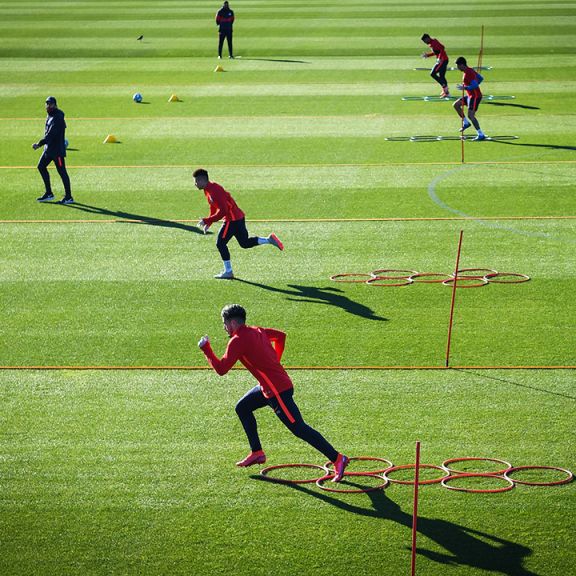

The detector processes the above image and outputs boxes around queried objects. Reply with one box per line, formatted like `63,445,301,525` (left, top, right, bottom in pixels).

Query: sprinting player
198,304,349,481
454,56,486,141
33,96,74,204
193,169,283,279
421,33,450,98
216,1,235,59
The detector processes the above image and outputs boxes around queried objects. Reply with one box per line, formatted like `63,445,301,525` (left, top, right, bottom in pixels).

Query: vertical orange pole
410,441,421,576
445,230,464,367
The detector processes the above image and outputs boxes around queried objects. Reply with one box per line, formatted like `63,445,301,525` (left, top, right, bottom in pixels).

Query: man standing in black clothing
216,1,235,59
33,96,73,204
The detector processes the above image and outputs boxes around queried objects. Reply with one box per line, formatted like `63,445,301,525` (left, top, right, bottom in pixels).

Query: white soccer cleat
214,271,235,280
459,120,471,132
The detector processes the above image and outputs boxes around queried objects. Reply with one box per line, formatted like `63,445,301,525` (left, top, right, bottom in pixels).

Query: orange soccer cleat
236,450,267,467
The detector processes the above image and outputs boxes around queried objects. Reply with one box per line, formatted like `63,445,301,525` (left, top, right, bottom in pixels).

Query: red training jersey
201,324,293,399
463,66,482,98
203,181,245,227
427,38,448,62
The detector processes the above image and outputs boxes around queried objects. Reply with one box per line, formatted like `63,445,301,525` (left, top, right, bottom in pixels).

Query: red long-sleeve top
200,325,293,399
202,181,245,227
425,38,448,62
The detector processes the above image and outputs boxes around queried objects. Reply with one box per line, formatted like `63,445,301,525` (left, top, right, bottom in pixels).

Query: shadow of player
53,202,205,234
235,278,387,322
252,476,539,576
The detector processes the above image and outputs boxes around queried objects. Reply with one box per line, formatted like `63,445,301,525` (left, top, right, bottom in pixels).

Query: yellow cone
168,94,181,102
214,65,224,72
103,134,117,144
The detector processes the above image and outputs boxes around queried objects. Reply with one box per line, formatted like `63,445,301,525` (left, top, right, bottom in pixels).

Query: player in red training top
454,56,486,141
193,168,283,279
198,304,349,481
421,34,450,98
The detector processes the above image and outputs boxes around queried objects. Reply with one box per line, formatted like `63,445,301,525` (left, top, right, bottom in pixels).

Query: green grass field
1,1,575,575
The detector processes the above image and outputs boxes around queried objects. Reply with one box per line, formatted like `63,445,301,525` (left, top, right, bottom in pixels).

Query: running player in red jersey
198,304,349,481
421,34,450,98
193,169,284,279
454,56,486,141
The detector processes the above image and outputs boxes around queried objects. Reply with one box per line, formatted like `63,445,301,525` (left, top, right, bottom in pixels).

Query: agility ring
442,473,515,493
324,456,394,476
367,277,413,287
316,472,390,493
457,268,498,279
442,457,512,476
443,277,489,288
504,466,574,486
330,273,373,283
260,463,330,484
410,272,454,284
371,269,418,279
383,464,450,485
485,272,530,284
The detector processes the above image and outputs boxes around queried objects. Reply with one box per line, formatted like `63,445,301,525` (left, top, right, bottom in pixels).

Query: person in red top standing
193,168,284,279
198,304,349,481
421,34,450,98
454,56,486,141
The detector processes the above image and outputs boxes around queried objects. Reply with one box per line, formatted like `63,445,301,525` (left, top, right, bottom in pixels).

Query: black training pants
37,152,71,197
216,218,259,261
235,385,339,462
218,31,233,57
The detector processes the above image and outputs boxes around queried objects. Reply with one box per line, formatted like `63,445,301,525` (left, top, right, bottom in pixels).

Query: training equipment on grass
446,230,464,367
168,94,181,102
132,92,143,103
214,65,224,72
256,455,573,495
441,473,515,493
330,268,530,287
401,95,515,102
384,135,518,142
103,134,118,144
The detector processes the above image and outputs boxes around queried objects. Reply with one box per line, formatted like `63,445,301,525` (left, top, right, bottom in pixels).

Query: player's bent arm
263,328,286,361
200,339,242,376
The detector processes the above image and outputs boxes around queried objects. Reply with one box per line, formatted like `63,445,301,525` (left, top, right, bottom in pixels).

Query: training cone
168,94,181,102
103,134,117,144
214,65,224,72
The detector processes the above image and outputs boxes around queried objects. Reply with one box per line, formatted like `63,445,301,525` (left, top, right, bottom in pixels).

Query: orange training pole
445,230,464,367
410,441,421,576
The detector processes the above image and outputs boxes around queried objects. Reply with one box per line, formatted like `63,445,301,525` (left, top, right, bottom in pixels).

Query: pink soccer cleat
331,453,349,482
268,233,284,251
236,450,267,467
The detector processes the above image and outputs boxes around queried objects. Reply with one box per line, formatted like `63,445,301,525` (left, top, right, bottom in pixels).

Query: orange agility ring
485,272,530,284
367,276,413,287
504,466,574,486
442,473,515,493
443,277,489,289
456,268,498,279
316,472,389,493
324,456,394,476
371,269,417,279
410,272,454,284
442,457,512,476
383,464,449,485
260,463,329,484
330,273,373,283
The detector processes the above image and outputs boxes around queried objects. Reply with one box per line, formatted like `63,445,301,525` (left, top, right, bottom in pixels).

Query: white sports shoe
214,270,235,280
459,120,471,132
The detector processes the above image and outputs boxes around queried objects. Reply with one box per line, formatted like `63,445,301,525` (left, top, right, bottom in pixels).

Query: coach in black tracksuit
216,1,235,59
33,96,73,204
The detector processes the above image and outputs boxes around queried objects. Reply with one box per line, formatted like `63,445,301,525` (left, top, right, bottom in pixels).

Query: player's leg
54,156,73,203
36,153,54,201
270,389,349,481
235,386,269,466
215,222,235,279
468,96,485,140
454,97,471,132
218,33,225,58
437,60,449,95
227,31,234,58
233,219,284,251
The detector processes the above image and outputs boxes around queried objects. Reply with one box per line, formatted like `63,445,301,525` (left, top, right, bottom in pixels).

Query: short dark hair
221,304,246,323
193,168,209,180
456,56,467,66
421,34,430,41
